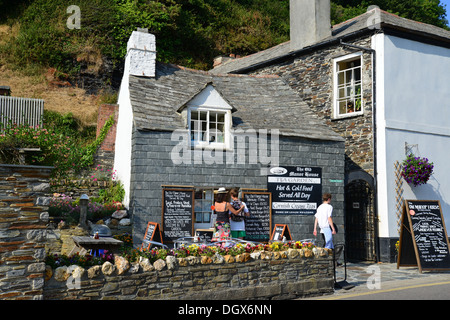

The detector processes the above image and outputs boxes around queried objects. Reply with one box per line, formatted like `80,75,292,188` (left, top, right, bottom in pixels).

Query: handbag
230,200,244,222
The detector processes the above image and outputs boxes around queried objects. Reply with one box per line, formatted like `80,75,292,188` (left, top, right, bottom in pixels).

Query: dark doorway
345,179,376,261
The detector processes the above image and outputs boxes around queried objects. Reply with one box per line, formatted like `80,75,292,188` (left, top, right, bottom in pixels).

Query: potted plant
401,154,434,187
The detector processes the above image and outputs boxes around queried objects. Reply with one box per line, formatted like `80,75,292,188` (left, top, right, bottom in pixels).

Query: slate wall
130,130,345,247
249,36,375,176
0,164,52,300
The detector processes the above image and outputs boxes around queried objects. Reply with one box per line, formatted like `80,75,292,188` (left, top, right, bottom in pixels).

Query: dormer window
190,108,227,146
182,84,233,149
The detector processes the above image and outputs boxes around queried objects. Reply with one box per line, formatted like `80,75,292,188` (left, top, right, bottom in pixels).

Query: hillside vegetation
0,0,447,123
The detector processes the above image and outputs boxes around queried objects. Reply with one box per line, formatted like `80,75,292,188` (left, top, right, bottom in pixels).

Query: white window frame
188,106,232,150
333,52,363,119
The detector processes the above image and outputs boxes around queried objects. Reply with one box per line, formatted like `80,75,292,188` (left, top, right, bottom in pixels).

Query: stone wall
131,131,345,247
0,164,53,300
43,247,333,300
250,36,375,176
50,178,115,199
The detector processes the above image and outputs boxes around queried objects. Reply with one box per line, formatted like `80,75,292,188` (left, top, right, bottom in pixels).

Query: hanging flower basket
401,154,434,187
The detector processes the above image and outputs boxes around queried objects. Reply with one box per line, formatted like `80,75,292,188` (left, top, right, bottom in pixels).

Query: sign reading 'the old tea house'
267,166,322,215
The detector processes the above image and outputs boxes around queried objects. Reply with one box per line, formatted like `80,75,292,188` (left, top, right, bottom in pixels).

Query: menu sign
242,192,272,241
267,166,322,215
398,200,450,272
162,189,194,243
141,222,162,250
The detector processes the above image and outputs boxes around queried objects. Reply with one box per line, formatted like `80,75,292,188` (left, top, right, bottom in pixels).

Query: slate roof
128,62,343,142
210,7,450,74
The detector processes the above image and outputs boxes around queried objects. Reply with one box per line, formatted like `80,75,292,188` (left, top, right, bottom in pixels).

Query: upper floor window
183,84,233,149
333,53,363,119
189,107,230,148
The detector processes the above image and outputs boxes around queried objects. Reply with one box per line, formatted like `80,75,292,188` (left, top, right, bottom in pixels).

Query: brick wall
0,164,53,300
95,104,119,169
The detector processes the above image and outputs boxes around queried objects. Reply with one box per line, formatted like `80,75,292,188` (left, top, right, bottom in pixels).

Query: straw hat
217,187,228,193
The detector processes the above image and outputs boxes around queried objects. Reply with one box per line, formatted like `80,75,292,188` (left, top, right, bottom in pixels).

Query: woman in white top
313,193,336,249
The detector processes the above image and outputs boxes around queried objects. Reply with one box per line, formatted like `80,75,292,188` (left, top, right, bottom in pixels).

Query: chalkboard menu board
267,166,322,215
242,192,272,242
162,188,194,243
398,200,450,272
141,222,162,250
270,224,292,241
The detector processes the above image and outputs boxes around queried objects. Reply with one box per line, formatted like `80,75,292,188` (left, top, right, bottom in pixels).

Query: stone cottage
211,0,450,262
113,30,345,247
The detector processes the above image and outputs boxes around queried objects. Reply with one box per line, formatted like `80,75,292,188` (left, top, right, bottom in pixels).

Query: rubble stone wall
0,164,52,300
43,250,334,300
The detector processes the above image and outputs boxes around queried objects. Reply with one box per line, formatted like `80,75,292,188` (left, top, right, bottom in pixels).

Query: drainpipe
339,39,380,262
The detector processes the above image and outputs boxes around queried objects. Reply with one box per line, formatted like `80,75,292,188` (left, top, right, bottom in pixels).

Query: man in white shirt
313,193,336,249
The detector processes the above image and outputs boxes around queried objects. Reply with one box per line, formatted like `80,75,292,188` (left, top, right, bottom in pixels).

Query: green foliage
0,110,113,179
0,0,448,78
332,0,448,28
45,252,114,269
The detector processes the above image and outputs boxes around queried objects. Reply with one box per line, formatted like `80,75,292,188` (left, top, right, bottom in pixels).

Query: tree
332,0,448,29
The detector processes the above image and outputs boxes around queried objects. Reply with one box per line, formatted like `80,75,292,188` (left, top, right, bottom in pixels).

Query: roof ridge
162,61,280,79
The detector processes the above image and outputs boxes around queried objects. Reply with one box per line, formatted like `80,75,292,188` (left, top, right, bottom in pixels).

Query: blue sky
441,0,450,26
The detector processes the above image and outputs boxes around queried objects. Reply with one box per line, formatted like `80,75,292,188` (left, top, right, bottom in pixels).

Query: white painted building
374,32,450,239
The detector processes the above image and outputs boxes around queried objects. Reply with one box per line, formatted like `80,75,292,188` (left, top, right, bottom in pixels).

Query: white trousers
321,227,334,249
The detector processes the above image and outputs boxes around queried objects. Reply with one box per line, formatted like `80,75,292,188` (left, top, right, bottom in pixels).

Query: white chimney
126,28,156,77
290,0,331,51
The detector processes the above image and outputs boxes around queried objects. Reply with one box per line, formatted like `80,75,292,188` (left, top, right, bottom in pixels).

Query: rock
87,265,101,278
54,266,69,281
223,255,235,263
166,256,177,270
129,262,140,274
119,218,131,226
139,257,154,272
250,251,261,260
186,256,199,265
304,249,313,258
272,252,281,260
153,259,166,271
40,212,50,223
114,255,130,275
112,210,128,219
57,220,67,230
201,256,212,264
261,251,272,260
287,248,299,259
177,257,188,267
236,252,250,262
45,265,53,281
109,219,119,228
101,261,115,275
212,253,224,264
71,266,85,279
280,251,288,259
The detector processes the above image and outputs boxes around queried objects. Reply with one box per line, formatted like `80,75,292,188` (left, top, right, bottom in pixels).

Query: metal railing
0,96,44,129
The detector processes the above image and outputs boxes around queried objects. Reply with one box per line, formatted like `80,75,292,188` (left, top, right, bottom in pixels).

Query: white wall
374,33,450,238
114,31,157,208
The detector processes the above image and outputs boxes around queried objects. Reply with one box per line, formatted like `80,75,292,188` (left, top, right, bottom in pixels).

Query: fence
0,96,44,129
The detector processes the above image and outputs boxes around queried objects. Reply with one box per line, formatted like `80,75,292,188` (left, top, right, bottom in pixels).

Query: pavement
305,261,450,300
